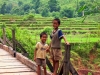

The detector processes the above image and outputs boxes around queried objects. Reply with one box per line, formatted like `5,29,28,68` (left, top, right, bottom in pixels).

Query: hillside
0,0,100,18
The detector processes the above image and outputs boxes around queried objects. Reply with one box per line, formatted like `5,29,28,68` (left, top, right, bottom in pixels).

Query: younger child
34,32,49,75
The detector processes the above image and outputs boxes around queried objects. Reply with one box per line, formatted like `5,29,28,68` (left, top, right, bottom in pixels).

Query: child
34,32,49,75
49,18,69,75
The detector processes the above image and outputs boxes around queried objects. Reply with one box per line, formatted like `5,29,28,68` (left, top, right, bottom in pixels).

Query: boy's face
41,34,47,43
52,20,59,29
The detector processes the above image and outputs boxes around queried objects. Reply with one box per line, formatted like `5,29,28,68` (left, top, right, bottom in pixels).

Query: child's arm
46,43,51,53
47,41,51,52
34,42,39,61
62,36,69,45
58,29,69,45
34,48,37,61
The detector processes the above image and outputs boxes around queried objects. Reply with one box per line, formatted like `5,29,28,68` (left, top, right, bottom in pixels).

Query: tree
41,8,49,17
6,3,13,13
79,1,86,16
31,0,40,13
0,2,6,14
11,7,24,15
23,4,30,12
48,0,60,12
60,7,74,18
18,1,23,7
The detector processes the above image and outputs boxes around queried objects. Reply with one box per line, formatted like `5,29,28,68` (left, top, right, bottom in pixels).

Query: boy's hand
46,49,50,53
34,57,36,61
66,42,70,45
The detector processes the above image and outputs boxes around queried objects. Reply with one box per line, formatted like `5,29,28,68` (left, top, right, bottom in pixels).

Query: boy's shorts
50,49,62,61
36,58,46,66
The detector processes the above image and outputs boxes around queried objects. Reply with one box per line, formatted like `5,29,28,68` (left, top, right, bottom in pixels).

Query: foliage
31,0,40,13
0,22,6,28
23,13,35,21
0,0,100,18
23,4,30,12
71,43,95,58
0,2,6,14
41,8,49,17
48,0,60,12
42,26,52,35
88,72,92,75
0,28,2,37
60,7,75,18
51,11,60,18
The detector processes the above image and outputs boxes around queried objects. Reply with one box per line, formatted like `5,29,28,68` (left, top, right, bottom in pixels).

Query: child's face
52,20,59,29
41,34,47,43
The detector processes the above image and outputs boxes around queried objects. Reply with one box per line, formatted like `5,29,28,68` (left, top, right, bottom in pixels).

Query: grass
26,33,100,44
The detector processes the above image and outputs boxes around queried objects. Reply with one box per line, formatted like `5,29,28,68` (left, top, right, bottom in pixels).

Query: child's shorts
36,58,46,66
50,49,62,61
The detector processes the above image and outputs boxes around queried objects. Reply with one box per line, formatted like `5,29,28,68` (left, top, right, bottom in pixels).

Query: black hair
53,18,60,25
40,32,47,38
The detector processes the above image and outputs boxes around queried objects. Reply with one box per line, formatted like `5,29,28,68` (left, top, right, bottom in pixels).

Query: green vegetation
0,0,100,18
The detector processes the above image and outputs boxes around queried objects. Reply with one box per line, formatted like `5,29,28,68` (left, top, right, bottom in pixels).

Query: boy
49,18,69,75
34,32,49,75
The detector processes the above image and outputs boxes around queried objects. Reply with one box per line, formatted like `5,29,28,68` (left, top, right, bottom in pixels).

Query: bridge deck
0,48,37,75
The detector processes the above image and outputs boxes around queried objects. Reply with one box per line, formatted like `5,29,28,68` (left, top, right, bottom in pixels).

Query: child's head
40,32,48,43
52,18,60,29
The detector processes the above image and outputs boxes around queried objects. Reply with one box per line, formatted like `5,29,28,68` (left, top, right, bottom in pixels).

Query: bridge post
12,29,16,57
3,28,6,45
63,44,70,75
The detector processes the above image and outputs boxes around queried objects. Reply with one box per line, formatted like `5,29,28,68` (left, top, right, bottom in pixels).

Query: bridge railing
0,28,29,57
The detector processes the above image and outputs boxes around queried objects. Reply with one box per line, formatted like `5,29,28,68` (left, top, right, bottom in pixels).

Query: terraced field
0,15,100,43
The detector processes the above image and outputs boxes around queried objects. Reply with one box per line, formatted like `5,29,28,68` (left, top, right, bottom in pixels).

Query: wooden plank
0,72,37,75
0,68,33,72
0,38,4,44
69,62,79,75
6,37,13,47
0,48,37,75
0,66,27,69
46,57,53,72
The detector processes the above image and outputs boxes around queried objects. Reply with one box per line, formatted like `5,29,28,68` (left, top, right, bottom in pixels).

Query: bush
0,22,6,28
23,13,35,21
41,8,50,17
51,11,60,18
42,26,52,35
71,43,94,58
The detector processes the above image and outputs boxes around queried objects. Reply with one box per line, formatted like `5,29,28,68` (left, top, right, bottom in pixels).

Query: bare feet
51,73,57,75
51,73,54,75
